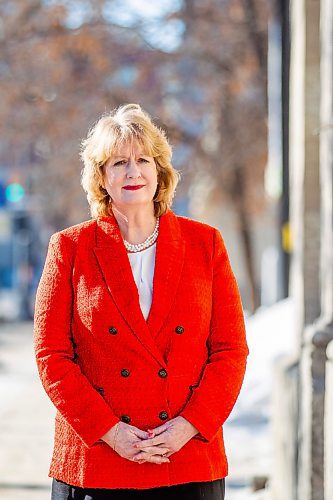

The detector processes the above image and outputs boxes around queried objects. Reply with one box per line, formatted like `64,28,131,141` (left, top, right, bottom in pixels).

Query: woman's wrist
112,422,121,451
180,416,199,438
101,421,121,450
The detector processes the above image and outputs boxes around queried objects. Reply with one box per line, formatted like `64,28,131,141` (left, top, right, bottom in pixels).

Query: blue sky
43,0,185,52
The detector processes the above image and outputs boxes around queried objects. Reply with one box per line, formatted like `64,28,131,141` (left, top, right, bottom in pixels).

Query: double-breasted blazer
33,208,249,489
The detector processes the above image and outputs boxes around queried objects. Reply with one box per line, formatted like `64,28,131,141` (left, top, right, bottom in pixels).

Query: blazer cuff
56,404,121,449
83,413,121,448
180,403,220,443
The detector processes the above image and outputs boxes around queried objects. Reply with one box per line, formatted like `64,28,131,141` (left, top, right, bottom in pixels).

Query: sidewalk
0,321,55,499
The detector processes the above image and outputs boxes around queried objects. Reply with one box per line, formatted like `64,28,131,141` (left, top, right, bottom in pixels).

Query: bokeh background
0,1,332,499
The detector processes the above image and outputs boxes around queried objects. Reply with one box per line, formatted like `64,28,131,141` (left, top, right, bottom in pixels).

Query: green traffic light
5,183,25,203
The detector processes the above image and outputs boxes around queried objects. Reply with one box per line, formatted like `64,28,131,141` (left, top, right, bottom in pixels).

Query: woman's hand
101,422,170,464
132,416,199,461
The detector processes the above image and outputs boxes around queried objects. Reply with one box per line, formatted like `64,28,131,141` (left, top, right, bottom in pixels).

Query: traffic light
5,183,25,203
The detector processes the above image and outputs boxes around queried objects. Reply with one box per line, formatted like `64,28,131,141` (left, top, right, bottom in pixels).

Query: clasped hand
101,416,198,465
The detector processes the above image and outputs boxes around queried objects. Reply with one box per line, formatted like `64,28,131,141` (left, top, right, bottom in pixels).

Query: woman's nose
127,158,141,177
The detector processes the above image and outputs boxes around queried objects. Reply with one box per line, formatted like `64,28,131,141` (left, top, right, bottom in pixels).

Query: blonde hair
80,104,181,218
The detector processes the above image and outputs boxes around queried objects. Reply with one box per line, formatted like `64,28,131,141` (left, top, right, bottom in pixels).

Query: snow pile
224,297,297,496
230,297,297,425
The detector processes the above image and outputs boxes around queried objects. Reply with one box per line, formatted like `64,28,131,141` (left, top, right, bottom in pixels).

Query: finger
147,423,171,436
148,454,170,464
133,436,165,449
134,453,170,465
131,427,150,440
134,446,169,456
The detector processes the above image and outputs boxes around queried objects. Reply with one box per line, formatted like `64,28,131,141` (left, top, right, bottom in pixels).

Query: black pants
51,477,225,500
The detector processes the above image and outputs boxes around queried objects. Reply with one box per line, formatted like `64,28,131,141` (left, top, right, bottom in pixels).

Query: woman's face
103,140,158,211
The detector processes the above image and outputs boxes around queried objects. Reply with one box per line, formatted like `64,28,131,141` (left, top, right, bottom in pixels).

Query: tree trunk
231,165,260,313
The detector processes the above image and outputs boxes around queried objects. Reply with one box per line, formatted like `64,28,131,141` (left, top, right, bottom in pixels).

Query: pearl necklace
124,218,160,253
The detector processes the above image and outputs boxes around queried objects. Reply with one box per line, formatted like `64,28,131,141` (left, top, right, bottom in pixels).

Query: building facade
273,0,333,499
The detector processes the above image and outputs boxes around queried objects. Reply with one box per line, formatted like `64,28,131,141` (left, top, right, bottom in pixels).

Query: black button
175,325,184,334
159,411,168,420
121,415,131,423
108,326,117,335
158,369,168,378
96,387,105,396
121,369,130,377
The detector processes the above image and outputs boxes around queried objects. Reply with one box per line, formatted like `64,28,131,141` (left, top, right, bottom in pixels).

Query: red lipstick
123,185,145,190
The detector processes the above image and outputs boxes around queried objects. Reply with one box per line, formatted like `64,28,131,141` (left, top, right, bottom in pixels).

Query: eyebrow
112,154,150,159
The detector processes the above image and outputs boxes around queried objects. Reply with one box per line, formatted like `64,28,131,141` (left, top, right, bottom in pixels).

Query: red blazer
33,208,249,489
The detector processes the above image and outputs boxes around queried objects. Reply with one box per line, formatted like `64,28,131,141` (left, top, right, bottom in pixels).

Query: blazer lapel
93,209,185,366
146,212,185,338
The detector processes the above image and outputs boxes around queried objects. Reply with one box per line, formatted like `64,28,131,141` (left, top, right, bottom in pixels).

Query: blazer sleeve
180,228,249,442
33,231,120,448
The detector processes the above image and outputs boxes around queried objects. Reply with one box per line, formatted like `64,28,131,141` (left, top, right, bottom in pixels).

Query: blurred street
0,321,54,499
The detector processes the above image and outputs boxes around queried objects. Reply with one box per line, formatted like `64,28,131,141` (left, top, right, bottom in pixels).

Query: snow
224,298,297,498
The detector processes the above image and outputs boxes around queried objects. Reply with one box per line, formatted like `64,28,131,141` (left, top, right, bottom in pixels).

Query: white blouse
127,242,156,320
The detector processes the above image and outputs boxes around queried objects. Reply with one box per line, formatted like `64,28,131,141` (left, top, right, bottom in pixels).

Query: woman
33,103,249,499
